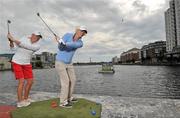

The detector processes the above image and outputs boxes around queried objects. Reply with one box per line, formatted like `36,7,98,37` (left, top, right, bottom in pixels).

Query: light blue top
56,33,83,64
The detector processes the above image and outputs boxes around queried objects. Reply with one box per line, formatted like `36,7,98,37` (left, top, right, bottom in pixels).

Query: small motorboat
98,63,115,74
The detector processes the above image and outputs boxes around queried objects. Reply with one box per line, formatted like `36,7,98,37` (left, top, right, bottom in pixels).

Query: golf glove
58,39,66,51
58,38,65,45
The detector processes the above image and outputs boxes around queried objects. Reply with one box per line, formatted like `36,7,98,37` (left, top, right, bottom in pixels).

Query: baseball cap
79,26,87,34
32,31,42,38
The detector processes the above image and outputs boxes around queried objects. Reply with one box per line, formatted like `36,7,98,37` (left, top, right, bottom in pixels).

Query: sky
0,0,170,62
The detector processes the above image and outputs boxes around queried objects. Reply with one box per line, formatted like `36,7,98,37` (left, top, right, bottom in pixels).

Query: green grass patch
11,98,102,118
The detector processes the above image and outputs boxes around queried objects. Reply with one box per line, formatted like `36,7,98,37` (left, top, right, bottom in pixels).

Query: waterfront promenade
0,91,180,118
1,66,180,117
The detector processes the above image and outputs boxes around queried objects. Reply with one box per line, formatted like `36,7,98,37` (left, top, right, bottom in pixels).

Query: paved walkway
0,92,180,118
0,106,16,118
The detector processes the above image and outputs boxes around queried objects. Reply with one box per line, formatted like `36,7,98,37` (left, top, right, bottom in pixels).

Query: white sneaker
25,98,34,103
17,101,31,108
68,97,78,103
59,100,68,106
59,100,72,108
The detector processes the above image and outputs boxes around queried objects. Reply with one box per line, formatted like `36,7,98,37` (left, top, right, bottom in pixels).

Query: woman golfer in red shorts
7,32,42,108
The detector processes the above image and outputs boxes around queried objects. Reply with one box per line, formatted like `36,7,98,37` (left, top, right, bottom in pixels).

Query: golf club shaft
37,14,56,36
7,20,14,47
7,22,10,34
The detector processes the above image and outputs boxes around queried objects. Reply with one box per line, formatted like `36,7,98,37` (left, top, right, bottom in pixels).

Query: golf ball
91,110,96,116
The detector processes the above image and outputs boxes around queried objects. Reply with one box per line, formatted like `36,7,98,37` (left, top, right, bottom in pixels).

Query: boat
98,63,115,74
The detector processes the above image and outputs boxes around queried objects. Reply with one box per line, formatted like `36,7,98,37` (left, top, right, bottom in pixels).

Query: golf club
7,20,14,47
37,13,57,36
7,20,11,33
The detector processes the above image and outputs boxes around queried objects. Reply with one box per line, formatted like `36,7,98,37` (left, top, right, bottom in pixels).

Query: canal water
1,65,180,99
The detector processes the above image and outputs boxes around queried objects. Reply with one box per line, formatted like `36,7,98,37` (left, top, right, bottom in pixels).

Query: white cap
79,26,87,34
32,31,42,38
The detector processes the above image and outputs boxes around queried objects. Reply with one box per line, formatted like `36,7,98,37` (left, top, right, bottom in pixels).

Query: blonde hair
75,26,81,32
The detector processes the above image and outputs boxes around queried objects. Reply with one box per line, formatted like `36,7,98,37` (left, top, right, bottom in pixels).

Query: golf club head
37,13,40,16
7,20,11,24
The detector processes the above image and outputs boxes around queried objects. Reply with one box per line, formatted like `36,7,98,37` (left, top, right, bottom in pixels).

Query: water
1,65,180,99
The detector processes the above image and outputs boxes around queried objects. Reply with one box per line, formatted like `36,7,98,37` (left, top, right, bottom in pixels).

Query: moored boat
98,63,115,74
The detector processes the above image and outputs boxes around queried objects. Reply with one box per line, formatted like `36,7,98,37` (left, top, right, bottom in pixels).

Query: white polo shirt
12,36,40,65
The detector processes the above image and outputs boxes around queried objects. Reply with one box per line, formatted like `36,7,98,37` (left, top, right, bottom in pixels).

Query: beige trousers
55,61,76,104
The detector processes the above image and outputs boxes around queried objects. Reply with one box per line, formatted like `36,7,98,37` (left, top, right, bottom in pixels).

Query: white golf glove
58,38,65,45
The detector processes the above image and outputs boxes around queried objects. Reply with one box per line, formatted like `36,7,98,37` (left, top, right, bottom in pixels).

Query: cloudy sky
0,0,170,62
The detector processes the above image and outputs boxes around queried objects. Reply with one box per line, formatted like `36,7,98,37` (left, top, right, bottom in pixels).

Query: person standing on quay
55,26,87,108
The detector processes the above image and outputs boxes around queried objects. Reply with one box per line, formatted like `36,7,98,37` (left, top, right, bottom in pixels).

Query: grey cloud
0,0,169,62
132,0,147,13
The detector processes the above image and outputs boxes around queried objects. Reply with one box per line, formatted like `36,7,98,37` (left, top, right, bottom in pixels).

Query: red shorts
12,62,34,79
